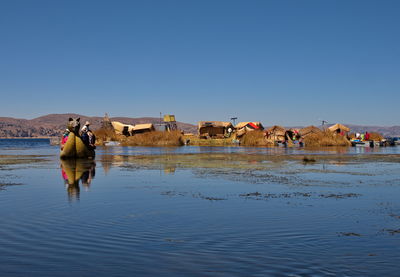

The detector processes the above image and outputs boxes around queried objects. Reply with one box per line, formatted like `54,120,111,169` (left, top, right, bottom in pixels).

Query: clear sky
0,0,399,126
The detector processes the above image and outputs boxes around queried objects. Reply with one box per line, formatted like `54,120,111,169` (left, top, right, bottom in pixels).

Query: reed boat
60,132,95,159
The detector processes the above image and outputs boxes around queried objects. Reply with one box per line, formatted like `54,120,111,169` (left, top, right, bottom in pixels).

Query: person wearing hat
81,121,96,149
81,121,91,133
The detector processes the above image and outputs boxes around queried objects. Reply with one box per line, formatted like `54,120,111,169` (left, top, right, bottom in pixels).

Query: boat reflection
61,159,96,200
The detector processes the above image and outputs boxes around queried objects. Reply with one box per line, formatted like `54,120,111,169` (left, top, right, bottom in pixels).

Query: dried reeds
186,135,236,146
94,127,119,145
120,131,184,146
368,132,384,141
240,130,274,146
303,130,351,147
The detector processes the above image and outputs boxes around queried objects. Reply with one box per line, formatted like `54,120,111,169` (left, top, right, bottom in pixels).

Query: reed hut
198,121,234,139
111,121,134,136
265,125,287,142
131,123,155,135
299,126,322,138
328,123,350,135
235,122,264,137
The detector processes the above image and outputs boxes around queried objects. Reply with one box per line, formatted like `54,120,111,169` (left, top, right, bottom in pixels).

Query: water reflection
2,142,400,276
100,154,178,175
60,159,96,200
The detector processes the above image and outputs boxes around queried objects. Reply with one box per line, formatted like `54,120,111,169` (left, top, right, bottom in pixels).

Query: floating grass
304,130,351,147
120,131,184,147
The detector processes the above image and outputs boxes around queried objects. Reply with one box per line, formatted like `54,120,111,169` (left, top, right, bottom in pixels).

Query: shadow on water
60,159,96,201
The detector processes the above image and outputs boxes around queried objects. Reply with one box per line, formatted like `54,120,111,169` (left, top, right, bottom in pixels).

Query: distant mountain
0,114,399,138
266,124,400,137
345,124,400,137
0,114,197,138
309,124,400,137
269,124,400,137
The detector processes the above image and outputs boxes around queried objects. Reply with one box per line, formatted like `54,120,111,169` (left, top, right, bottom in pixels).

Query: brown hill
1,115,399,138
345,124,400,137
0,114,197,138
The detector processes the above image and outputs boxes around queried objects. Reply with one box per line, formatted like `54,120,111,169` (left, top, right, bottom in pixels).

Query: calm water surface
1,139,400,276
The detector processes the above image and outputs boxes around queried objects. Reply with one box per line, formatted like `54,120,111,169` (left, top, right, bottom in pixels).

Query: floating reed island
92,115,387,148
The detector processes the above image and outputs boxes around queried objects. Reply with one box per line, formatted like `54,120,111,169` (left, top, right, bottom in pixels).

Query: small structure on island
198,121,234,139
235,122,264,137
111,121,155,136
163,115,177,131
328,123,350,135
101,113,114,131
131,123,155,135
265,125,287,142
299,125,322,138
111,121,134,136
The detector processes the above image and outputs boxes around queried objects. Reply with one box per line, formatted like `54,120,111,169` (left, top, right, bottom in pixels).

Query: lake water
1,139,400,276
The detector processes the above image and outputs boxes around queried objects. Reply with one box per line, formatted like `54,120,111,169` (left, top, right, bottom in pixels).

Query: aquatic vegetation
239,192,359,200
383,229,400,235
338,232,362,237
240,130,274,146
304,130,351,147
0,182,23,190
302,156,316,163
185,135,237,146
94,127,120,144
319,193,361,199
110,152,400,173
120,131,184,146
0,155,50,168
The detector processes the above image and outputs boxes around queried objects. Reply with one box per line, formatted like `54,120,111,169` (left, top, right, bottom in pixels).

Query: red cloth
61,169,68,181
61,135,69,145
248,122,260,129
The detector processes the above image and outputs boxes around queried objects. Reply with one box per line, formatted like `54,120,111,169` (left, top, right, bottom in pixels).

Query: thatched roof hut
112,121,134,136
299,126,322,138
235,122,264,137
328,123,350,134
198,121,233,138
112,121,155,136
131,123,155,135
265,125,286,142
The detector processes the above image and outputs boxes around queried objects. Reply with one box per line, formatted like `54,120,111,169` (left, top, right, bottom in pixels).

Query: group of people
355,132,370,141
61,121,96,150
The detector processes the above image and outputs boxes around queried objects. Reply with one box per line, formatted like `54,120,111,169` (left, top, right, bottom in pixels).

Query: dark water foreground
1,139,400,276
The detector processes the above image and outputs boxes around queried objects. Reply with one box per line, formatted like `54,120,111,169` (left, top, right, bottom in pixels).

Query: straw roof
299,126,322,137
235,122,263,129
267,125,286,136
328,123,350,132
198,121,233,129
111,121,134,133
133,123,154,131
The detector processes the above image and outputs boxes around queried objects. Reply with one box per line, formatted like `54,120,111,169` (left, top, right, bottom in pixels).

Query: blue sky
0,0,399,126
